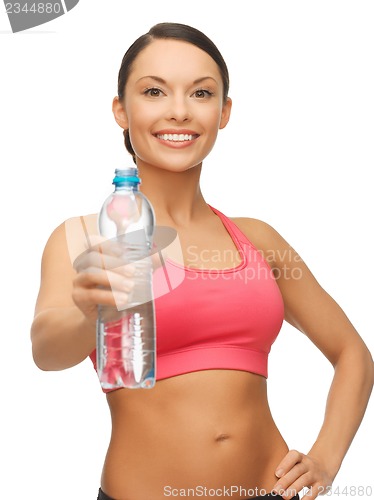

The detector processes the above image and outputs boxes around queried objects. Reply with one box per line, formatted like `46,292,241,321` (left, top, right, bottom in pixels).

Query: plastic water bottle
96,167,156,389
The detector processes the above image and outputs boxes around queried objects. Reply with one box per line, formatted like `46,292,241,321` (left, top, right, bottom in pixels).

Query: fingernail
275,469,284,478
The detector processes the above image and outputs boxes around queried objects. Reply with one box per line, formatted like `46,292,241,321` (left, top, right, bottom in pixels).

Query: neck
135,160,210,226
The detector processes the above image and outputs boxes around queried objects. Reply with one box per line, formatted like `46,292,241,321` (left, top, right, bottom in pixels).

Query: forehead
129,39,222,84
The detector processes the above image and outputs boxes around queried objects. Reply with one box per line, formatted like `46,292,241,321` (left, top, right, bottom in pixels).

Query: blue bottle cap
113,168,141,185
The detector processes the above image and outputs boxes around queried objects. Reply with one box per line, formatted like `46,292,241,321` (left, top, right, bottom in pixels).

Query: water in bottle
96,167,156,389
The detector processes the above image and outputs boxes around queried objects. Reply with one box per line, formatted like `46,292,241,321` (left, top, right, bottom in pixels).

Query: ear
219,97,232,130
112,96,129,130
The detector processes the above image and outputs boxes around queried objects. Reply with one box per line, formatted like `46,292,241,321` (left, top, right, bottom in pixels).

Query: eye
193,89,214,99
144,87,164,97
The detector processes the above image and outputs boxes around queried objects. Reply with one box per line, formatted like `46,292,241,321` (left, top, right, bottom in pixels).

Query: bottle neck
114,182,139,192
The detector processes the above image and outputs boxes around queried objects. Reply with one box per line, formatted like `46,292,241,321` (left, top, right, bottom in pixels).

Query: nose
166,93,191,122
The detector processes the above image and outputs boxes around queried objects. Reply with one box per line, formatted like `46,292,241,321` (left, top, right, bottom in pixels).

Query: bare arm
282,271,373,483
31,219,134,371
31,221,96,370
234,218,374,499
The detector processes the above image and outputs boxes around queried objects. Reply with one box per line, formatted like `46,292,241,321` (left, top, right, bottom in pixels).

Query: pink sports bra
89,205,284,391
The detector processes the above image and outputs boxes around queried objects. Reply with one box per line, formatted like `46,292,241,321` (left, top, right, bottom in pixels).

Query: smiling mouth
155,133,199,142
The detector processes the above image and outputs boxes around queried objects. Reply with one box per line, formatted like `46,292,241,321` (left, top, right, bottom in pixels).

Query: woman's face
113,39,231,172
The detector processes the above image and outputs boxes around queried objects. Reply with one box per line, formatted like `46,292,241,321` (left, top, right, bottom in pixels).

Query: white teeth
157,133,195,142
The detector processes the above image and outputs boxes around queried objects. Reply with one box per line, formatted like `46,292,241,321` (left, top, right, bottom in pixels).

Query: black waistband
97,488,299,500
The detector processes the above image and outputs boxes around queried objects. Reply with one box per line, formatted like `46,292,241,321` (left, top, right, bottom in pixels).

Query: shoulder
230,216,289,252
229,216,302,273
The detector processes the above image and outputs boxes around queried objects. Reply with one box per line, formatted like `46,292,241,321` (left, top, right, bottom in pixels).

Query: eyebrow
136,75,218,85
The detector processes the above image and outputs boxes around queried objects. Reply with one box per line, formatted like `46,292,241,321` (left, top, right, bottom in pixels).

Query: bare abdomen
101,370,289,500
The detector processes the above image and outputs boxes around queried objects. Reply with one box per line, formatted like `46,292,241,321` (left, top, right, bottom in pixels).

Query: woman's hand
272,449,334,499
72,236,136,325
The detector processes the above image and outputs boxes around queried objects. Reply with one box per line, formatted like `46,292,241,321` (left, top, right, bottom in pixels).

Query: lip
153,129,200,149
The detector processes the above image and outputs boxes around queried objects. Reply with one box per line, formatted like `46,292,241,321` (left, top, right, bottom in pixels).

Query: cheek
126,100,158,130
197,105,223,128
125,103,158,157
203,111,224,143
126,109,154,149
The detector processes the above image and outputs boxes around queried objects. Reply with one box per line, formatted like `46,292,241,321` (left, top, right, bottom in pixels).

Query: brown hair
117,22,230,163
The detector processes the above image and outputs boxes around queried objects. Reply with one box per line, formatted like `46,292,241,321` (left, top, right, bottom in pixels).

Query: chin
138,156,202,173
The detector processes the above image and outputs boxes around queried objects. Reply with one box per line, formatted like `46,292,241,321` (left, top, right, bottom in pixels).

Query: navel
215,433,231,443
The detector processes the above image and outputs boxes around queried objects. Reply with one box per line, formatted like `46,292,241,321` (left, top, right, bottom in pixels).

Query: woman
31,23,373,500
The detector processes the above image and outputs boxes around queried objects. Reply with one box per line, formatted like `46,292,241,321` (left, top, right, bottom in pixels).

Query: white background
0,1,373,499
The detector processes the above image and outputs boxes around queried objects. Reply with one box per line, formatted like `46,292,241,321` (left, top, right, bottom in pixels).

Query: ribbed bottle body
96,168,156,389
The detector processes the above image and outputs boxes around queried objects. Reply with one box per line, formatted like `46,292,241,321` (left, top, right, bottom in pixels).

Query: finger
73,250,117,272
273,466,310,499
95,260,137,280
274,461,309,486
275,449,303,478
106,270,135,296
275,473,311,500
74,269,134,293
73,249,106,272
72,285,130,310
74,249,136,275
